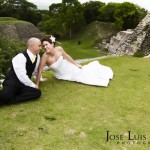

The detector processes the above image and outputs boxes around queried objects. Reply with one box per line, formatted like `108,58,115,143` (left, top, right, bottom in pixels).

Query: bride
35,36,113,87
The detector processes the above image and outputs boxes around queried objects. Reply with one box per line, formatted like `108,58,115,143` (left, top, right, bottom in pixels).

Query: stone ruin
107,12,150,56
0,22,43,41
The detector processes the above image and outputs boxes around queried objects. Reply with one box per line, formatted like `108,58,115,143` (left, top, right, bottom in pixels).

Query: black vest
6,51,38,81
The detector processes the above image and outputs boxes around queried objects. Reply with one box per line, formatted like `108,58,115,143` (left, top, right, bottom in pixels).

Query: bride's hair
41,36,55,46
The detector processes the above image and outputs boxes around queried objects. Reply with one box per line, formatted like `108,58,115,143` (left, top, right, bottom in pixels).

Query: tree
49,3,62,17
0,0,42,25
114,2,147,30
38,18,62,35
98,2,119,22
59,0,85,38
0,38,25,75
83,1,105,24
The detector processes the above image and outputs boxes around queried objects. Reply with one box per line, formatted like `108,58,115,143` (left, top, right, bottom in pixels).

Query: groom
0,37,42,106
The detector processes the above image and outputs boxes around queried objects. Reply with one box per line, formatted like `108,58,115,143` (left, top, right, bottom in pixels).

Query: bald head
27,37,42,55
27,37,41,47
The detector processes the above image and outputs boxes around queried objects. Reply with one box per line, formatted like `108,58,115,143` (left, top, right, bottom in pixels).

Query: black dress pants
0,79,41,105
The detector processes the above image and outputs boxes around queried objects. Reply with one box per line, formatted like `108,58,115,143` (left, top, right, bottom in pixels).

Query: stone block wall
108,13,150,56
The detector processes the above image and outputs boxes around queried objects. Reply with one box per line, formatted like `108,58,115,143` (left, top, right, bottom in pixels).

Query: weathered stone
107,12,150,56
0,21,43,41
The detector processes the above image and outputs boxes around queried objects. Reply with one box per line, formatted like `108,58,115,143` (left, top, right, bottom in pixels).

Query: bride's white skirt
50,56,113,87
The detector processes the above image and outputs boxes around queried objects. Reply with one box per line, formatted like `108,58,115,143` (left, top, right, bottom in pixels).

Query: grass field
0,56,150,150
0,17,25,23
59,39,103,59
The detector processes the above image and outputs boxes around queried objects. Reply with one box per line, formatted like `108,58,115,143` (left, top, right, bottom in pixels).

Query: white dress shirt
12,49,40,88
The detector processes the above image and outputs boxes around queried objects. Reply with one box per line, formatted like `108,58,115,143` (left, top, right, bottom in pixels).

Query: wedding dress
49,56,113,87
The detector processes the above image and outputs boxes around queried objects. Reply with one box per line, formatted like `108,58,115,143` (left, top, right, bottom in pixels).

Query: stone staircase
108,13,150,56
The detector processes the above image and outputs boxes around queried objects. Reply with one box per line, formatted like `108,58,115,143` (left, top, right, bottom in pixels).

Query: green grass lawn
0,56,150,150
0,17,25,23
56,39,104,59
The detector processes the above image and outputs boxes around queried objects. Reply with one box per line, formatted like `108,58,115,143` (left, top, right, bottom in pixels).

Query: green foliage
133,50,145,57
59,0,85,38
114,2,147,30
72,21,118,47
58,21,118,59
143,24,150,31
0,0,42,25
49,3,62,17
31,0,148,36
0,38,26,75
98,2,119,22
83,1,105,24
0,0,148,34
38,18,59,34
39,0,86,38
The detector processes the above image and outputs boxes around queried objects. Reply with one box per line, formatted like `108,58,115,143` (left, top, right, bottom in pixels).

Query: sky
27,0,150,11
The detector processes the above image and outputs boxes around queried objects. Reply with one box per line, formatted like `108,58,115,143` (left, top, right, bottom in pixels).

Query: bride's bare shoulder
42,52,49,58
55,46,63,51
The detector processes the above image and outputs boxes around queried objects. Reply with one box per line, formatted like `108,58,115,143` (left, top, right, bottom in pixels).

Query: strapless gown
49,56,113,87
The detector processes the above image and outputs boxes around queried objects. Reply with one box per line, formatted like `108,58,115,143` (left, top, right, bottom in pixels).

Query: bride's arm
35,54,47,86
58,46,82,68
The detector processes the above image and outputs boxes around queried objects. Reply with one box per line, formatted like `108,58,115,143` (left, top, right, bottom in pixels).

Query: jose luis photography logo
106,131,150,145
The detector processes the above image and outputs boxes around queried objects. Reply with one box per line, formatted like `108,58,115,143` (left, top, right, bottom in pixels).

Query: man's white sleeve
12,53,35,88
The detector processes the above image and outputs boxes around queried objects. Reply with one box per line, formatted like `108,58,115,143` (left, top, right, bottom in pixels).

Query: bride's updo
41,35,56,46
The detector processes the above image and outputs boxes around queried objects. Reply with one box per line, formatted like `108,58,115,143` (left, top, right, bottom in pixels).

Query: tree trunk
69,27,72,39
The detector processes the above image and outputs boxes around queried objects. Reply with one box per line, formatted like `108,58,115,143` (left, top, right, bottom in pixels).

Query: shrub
133,50,144,57
143,24,149,31
0,38,26,76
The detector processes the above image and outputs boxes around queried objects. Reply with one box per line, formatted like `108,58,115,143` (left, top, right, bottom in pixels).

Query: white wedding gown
49,56,113,87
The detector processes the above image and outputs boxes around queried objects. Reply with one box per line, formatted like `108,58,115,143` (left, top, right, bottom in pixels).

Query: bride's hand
77,64,82,69
40,77,48,82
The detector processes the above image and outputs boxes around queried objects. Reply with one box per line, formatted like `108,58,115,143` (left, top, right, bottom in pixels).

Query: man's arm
12,53,36,88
